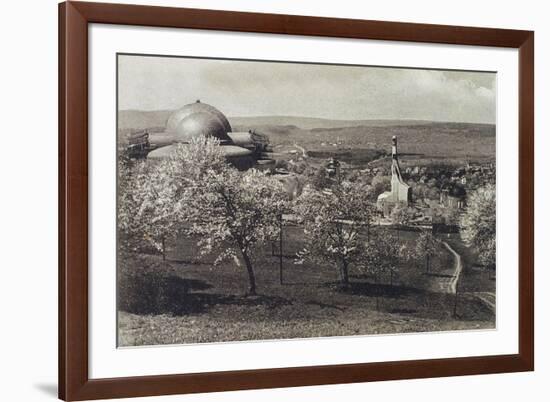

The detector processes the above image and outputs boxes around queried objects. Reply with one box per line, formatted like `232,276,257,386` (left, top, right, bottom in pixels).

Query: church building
376,136,412,215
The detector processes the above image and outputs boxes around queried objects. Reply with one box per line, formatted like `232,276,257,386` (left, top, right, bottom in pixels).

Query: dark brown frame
59,1,534,400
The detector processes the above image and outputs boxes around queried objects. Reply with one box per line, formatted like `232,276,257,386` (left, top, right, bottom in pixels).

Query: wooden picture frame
59,1,534,400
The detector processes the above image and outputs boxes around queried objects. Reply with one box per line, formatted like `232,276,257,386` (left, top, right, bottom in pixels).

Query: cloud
118,55,496,124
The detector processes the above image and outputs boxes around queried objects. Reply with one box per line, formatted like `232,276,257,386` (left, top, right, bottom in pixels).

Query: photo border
59,1,534,400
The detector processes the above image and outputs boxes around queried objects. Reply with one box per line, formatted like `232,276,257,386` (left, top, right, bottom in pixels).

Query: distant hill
119,109,444,132
118,109,495,162
228,116,435,130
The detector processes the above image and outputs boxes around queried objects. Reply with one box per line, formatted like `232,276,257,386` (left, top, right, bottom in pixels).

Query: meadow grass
118,227,495,346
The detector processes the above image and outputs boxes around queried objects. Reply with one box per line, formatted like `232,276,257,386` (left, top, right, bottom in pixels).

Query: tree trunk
390,269,394,286
340,258,350,288
375,274,380,311
453,274,460,318
426,254,430,273
367,222,370,243
161,236,166,261
241,249,257,296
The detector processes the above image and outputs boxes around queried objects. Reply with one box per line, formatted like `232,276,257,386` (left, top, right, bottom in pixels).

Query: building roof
165,100,232,137
146,143,253,161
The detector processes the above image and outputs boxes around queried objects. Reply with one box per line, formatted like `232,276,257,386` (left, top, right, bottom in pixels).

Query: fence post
279,214,283,285
453,274,460,318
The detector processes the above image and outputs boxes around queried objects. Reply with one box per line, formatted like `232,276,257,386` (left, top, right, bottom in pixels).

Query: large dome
174,111,232,143
165,100,233,143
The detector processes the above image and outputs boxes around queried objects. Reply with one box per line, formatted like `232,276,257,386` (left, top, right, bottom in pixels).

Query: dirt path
442,241,463,294
472,291,496,313
438,242,496,313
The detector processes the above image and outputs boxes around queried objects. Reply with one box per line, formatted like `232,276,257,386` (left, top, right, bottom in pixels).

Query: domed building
128,100,274,170
165,100,232,136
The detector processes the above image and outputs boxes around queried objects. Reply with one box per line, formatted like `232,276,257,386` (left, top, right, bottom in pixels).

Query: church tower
390,136,408,198
376,136,412,215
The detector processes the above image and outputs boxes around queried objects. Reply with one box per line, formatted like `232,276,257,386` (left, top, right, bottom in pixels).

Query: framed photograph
59,1,534,400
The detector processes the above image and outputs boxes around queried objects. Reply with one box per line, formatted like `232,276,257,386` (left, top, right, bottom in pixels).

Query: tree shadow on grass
304,300,345,312
119,272,292,316
118,273,212,315
399,152,426,157
423,272,455,279
166,258,214,266
170,293,293,315
327,281,426,299
389,308,418,314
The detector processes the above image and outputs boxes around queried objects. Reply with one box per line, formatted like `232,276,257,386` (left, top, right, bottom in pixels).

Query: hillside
233,122,495,161
229,116,435,130
118,109,495,163
119,110,438,131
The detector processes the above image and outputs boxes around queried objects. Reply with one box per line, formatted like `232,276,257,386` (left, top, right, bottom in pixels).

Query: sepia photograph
116,54,496,347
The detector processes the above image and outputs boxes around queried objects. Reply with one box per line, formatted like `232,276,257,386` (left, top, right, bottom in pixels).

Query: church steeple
391,136,403,180
376,135,413,214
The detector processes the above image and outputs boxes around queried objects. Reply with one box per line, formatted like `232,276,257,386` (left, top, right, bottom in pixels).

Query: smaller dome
146,144,178,160
146,143,254,164
219,145,253,158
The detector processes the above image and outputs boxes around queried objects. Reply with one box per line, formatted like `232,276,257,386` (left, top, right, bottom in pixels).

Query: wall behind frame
0,0,546,401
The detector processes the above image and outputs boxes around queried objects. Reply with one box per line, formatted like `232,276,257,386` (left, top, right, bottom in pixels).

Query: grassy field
118,226,495,347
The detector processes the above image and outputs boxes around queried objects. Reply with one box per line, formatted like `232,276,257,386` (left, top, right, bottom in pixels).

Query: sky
118,54,496,124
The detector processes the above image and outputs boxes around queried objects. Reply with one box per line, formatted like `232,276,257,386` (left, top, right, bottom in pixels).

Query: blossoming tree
189,167,289,295
460,183,496,268
415,230,439,273
295,182,375,288
117,156,178,259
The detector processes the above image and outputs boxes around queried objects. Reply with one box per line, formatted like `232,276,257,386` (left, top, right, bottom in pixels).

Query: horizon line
118,109,496,125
